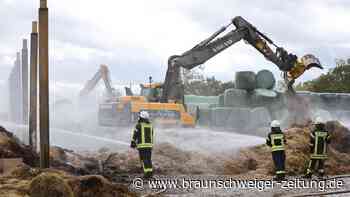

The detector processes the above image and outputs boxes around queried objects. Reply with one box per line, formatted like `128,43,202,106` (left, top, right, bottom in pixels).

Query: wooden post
38,0,50,168
29,21,38,150
21,39,29,124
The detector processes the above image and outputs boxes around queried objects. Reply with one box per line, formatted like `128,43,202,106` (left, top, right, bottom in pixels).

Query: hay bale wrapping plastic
225,107,251,130
197,108,211,126
184,95,219,105
249,89,277,107
235,71,256,91
224,88,248,107
249,107,271,129
210,107,232,127
256,70,276,89
219,94,225,107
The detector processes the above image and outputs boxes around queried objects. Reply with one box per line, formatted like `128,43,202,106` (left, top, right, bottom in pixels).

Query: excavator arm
79,64,117,98
161,16,322,103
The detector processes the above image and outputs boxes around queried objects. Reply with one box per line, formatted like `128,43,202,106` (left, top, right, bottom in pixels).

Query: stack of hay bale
184,95,219,126
185,69,350,136
211,70,282,136
296,92,350,123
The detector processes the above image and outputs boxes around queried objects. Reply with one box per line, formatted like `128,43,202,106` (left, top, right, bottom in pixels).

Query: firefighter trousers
272,150,286,178
138,148,153,177
306,159,325,176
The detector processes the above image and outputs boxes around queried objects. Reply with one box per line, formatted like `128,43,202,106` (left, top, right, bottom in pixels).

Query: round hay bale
334,110,350,122
269,108,289,128
337,94,350,110
210,107,232,127
184,95,218,104
307,93,322,108
249,89,277,107
267,93,287,112
235,71,256,91
254,89,277,98
198,108,211,126
311,109,334,122
249,107,271,129
29,173,74,197
256,70,275,89
224,88,248,107
225,107,250,130
219,94,225,107
319,93,339,109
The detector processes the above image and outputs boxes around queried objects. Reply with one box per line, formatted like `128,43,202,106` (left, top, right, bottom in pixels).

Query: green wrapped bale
219,94,225,107
210,107,232,127
184,95,219,105
224,88,248,107
249,89,277,107
267,93,287,118
337,94,350,110
311,108,333,122
256,69,276,89
225,107,250,129
334,110,350,122
187,103,211,110
235,71,256,91
249,107,271,129
197,108,211,126
269,108,289,128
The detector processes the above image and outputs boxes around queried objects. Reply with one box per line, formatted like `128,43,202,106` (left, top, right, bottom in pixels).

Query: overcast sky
0,0,349,86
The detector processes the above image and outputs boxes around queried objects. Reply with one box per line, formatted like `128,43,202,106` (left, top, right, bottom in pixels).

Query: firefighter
304,117,331,179
266,120,286,180
130,111,154,178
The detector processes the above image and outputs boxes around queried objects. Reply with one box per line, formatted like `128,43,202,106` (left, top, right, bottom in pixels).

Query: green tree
183,71,234,96
297,62,350,93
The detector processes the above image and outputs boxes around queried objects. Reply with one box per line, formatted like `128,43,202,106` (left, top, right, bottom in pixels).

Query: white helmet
314,117,323,124
270,120,281,128
139,111,150,119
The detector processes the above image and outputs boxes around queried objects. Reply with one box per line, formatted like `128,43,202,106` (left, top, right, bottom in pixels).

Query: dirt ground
1,121,350,196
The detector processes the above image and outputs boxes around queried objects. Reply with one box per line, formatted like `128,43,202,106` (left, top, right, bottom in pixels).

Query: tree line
295,59,350,93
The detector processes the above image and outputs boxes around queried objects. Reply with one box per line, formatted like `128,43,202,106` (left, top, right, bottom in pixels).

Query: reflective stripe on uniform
137,143,153,148
144,167,153,173
271,134,285,152
131,127,136,143
311,131,328,159
137,123,154,149
276,170,285,174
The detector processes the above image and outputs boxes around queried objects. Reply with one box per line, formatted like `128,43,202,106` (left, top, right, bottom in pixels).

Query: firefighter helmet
314,117,323,124
139,111,150,119
270,120,281,128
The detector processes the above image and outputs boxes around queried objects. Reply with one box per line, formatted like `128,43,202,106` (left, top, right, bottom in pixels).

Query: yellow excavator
98,16,322,127
98,76,196,127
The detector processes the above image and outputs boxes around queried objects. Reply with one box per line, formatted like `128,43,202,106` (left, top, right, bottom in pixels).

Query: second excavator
79,64,120,101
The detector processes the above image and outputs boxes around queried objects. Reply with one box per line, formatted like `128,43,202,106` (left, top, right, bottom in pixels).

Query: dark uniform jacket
266,127,286,152
309,124,331,159
131,119,154,149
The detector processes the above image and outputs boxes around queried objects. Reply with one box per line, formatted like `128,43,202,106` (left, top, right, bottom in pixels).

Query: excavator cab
140,83,162,102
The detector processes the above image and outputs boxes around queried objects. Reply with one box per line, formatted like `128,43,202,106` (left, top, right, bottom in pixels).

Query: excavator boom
161,16,322,103
79,64,117,98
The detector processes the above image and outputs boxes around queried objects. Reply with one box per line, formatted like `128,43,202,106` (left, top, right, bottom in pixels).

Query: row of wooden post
27,0,50,169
